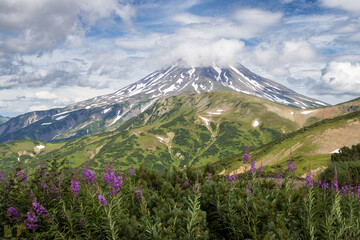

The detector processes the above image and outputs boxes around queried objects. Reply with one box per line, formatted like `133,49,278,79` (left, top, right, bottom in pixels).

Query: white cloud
172,12,211,25
0,0,135,54
282,41,317,62
29,105,50,112
252,40,317,69
320,61,360,94
233,9,283,29
321,0,360,15
35,91,58,99
115,8,281,68
166,39,245,67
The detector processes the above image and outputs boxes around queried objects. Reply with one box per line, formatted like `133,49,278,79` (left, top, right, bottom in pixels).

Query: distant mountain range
0,63,329,143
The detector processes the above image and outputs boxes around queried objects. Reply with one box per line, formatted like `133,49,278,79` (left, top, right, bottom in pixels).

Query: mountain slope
0,115,9,125
0,64,328,143
0,92,358,174
220,110,360,177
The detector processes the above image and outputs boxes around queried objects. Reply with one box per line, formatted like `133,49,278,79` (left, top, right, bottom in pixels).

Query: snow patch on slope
330,149,340,154
103,108,112,114
36,145,45,151
192,83,200,93
55,114,69,121
109,105,133,126
199,116,210,126
301,110,316,115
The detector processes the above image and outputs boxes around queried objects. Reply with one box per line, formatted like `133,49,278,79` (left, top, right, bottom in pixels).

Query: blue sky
0,0,359,117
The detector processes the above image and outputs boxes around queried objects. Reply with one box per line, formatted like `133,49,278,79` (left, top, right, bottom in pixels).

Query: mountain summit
75,63,328,110
0,63,329,142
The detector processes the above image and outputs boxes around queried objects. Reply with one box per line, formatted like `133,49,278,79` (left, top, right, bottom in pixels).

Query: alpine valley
0,70,359,175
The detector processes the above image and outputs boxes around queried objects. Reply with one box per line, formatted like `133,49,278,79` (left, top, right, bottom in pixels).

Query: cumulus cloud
0,0,135,54
319,61,360,95
172,13,211,25
321,0,360,15
116,8,281,68
35,91,58,99
233,9,283,30
166,39,245,67
252,40,317,69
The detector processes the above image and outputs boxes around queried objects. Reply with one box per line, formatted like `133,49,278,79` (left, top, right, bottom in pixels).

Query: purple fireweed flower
250,160,256,176
103,169,123,195
17,170,27,183
51,186,62,199
40,181,49,191
246,188,251,195
103,169,114,184
341,185,349,195
316,179,322,186
192,184,200,195
226,174,237,187
182,180,189,188
81,169,96,187
27,212,38,230
71,177,80,195
32,202,49,218
243,148,250,164
322,182,329,190
331,180,339,191
286,161,296,173
135,190,142,200
257,166,263,175
79,220,85,230
98,194,107,205
8,207,20,219
306,174,314,188
130,168,134,175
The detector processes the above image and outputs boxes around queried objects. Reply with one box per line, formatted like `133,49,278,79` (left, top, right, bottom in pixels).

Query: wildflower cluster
81,168,96,187
226,173,237,188
243,148,250,164
27,212,37,230
135,190,142,200
286,161,296,172
98,194,107,205
17,170,27,183
7,207,21,220
103,169,123,195
71,176,80,195
306,174,313,188
3,159,360,239
249,160,256,176
26,202,49,230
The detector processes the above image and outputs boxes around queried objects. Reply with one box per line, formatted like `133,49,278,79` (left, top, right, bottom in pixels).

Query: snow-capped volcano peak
77,63,328,111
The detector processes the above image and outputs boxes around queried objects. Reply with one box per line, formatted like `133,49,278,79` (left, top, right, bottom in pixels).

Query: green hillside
220,110,360,177
0,92,359,174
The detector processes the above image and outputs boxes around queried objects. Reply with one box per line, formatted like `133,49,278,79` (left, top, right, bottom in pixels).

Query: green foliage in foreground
322,143,360,185
331,143,360,163
2,158,360,239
